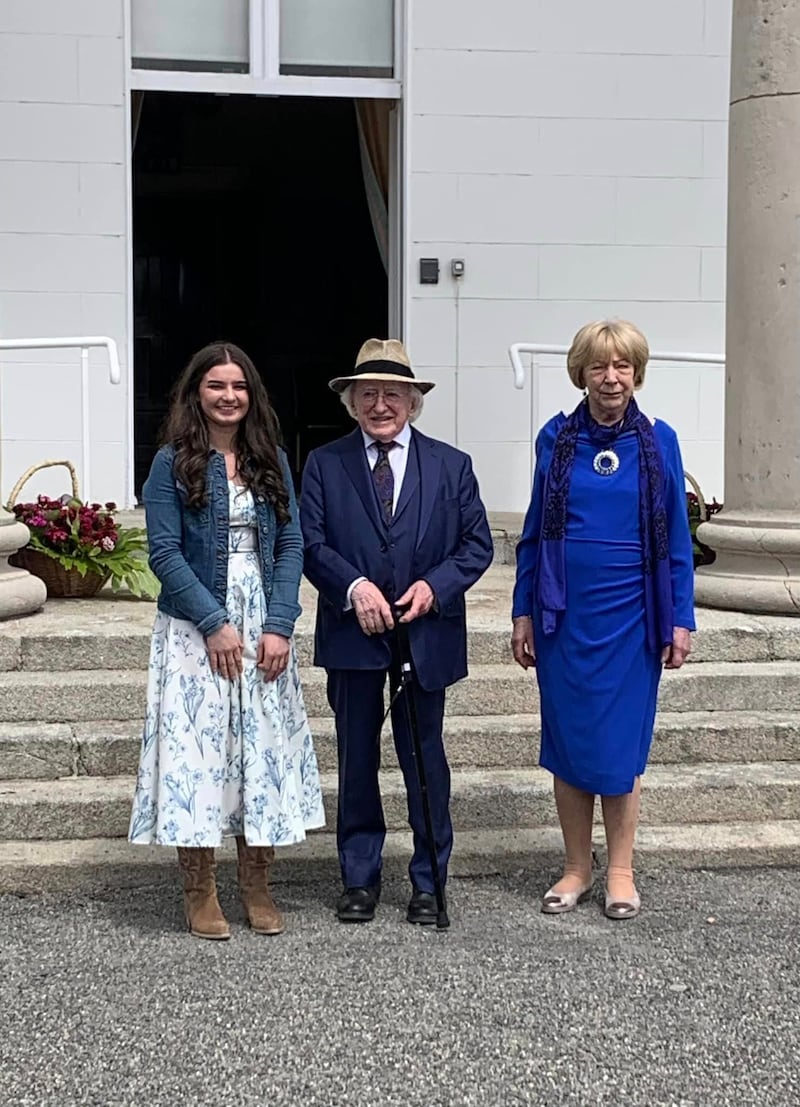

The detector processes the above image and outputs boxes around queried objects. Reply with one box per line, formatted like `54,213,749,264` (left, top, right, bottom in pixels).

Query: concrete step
7,619,800,671
3,711,800,781
1,660,800,723
2,568,799,673
3,820,800,895
2,761,799,841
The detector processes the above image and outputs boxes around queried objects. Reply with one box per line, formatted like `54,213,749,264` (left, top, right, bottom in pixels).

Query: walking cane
392,604,450,930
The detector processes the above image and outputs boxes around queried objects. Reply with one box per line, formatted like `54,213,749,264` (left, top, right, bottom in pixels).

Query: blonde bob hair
567,319,649,390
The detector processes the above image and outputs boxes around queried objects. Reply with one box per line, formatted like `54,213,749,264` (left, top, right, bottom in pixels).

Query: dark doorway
132,92,389,495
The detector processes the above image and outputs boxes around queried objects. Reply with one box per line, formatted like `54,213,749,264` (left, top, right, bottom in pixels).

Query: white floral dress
129,484,325,848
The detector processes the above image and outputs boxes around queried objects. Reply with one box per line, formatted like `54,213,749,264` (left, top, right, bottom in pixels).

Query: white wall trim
400,0,412,344
129,69,401,99
123,0,136,508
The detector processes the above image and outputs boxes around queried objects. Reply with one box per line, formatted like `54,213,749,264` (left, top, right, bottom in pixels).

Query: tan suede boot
236,837,284,935
176,847,231,940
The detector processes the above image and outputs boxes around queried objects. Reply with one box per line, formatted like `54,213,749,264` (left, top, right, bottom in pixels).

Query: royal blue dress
512,414,695,796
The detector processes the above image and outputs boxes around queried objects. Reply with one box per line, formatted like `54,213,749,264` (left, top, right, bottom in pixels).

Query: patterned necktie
372,441,396,524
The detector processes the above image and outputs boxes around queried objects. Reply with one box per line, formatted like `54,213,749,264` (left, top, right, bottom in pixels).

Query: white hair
339,381,425,423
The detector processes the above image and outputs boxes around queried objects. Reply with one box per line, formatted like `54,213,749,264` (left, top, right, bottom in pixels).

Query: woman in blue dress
511,320,694,920
129,342,324,940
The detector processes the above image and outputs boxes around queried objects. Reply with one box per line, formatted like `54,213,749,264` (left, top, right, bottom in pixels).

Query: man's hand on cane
396,580,435,623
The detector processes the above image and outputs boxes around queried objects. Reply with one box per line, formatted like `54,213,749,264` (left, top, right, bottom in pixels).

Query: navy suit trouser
326,656,452,893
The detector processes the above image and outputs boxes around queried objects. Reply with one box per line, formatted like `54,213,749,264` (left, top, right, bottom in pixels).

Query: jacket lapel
339,428,385,539
412,430,442,548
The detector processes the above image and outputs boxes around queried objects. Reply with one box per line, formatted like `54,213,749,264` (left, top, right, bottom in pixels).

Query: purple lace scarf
537,397,672,653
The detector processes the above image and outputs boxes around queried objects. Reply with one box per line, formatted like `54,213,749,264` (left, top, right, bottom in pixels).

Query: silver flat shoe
541,880,593,915
604,887,641,920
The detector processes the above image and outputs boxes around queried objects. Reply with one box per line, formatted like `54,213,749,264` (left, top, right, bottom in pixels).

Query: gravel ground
1,864,799,1107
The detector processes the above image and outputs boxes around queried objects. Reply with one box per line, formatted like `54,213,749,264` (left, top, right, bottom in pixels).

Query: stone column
0,511,46,619
695,0,800,615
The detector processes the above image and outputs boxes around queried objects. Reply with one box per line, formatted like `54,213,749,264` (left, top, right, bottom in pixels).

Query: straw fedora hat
328,338,436,394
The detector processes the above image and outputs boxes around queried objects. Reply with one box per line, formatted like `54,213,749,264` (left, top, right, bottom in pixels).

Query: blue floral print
129,485,325,847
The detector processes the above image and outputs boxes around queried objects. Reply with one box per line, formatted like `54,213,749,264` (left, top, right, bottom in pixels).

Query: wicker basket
6,460,110,599
684,470,706,518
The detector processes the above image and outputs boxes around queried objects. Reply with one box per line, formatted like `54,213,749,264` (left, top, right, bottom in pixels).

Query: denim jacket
143,445,303,639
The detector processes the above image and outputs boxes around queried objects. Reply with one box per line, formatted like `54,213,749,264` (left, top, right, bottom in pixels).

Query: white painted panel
89,371,127,430
459,299,546,368
460,440,534,514
0,291,82,336
536,0,705,55
1,440,83,503
681,440,725,502
535,362,582,432
79,164,127,235
538,119,704,179
616,178,727,248
410,245,538,300
413,116,540,176
701,248,726,301
80,293,127,346
415,367,456,444
0,234,126,294
0,103,125,163
407,297,456,367
0,361,82,441
0,162,79,233
615,55,730,121
697,364,726,443
0,0,123,37
704,0,734,56
539,246,701,302
455,175,616,245
409,174,461,241
413,0,541,50
458,366,531,444
463,299,725,369
2,434,126,504
0,34,78,103
412,50,618,119
78,36,124,105
702,122,728,179
639,365,703,439
85,440,127,505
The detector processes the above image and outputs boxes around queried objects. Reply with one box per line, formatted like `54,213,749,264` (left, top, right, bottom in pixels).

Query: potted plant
6,460,159,599
685,472,723,570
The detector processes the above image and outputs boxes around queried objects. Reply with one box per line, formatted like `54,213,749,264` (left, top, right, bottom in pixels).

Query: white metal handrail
509,342,725,389
0,336,121,503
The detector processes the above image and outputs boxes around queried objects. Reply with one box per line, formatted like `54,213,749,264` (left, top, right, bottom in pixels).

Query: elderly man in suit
300,338,492,925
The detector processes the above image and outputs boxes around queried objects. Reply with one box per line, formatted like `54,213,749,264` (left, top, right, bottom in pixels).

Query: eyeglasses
357,387,409,406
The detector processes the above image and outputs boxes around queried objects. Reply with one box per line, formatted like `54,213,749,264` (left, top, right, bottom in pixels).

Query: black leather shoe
337,885,380,923
407,887,443,925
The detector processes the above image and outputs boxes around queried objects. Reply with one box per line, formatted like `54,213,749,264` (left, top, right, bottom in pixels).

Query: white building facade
0,1,731,513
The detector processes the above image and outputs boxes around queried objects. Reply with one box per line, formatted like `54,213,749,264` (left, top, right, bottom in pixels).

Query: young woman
129,341,324,940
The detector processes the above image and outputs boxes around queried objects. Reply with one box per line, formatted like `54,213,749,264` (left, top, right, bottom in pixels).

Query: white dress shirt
345,421,413,608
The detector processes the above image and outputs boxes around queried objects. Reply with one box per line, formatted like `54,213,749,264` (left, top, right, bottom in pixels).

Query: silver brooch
593,449,620,476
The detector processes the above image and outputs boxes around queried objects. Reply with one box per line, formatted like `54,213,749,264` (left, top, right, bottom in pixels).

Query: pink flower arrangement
11,494,159,598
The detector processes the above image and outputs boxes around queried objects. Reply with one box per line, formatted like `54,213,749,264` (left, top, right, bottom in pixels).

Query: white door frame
122,0,405,504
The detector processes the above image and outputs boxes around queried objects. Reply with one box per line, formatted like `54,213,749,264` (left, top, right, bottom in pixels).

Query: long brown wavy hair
161,341,290,524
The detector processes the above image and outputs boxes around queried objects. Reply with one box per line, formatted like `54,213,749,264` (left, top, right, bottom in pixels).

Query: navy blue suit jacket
300,427,493,691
